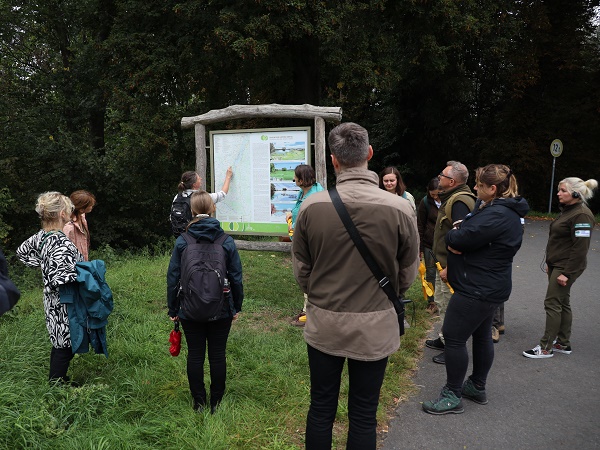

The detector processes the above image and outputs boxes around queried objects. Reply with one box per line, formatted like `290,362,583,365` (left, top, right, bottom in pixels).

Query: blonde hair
186,191,215,230
475,164,519,198
559,177,598,204
35,192,74,226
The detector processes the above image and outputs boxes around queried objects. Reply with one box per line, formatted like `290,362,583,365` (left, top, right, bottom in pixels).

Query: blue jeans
305,345,388,450
181,318,232,408
441,293,498,394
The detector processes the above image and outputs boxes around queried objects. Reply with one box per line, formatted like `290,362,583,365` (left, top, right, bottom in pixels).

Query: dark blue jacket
59,260,114,356
0,247,20,316
167,217,244,320
446,197,529,303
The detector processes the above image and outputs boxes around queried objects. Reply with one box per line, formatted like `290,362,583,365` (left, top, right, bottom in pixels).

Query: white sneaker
523,345,553,359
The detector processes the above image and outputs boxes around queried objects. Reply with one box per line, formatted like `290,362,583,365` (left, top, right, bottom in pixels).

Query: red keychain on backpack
169,320,182,356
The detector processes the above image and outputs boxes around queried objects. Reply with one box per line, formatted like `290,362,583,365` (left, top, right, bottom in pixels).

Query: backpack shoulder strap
214,233,229,246
422,196,429,215
444,191,476,223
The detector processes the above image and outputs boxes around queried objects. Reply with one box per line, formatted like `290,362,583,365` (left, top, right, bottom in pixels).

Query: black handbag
329,187,411,336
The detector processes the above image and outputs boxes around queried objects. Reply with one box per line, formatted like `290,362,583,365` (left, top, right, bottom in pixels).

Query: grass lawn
0,246,432,449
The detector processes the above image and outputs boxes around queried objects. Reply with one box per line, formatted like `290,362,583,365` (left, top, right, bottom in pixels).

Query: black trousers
305,344,388,450
49,346,74,381
442,293,498,394
181,318,232,408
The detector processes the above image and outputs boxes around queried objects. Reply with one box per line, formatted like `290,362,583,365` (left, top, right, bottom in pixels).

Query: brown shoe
426,303,439,315
492,326,500,343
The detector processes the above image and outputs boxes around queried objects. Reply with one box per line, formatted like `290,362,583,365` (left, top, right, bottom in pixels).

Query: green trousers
539,266,583,350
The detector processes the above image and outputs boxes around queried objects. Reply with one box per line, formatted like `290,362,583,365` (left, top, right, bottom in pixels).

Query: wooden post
195,123,207,190
314,116,327,188
181,103,342,130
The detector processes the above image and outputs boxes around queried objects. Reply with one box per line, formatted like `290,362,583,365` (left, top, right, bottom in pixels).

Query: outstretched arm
221,167,233,194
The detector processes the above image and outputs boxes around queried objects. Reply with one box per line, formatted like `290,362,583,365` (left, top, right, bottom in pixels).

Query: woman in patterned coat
17,192,84,383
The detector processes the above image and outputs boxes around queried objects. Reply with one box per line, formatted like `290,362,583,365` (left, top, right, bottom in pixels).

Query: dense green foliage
1,1,599,252
0,248,429,449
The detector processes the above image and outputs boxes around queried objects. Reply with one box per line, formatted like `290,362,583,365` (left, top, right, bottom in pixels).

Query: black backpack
170,194,192,237
179,232,229,322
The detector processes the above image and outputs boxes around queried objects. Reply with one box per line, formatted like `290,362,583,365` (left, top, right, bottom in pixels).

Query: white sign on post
548,139,563,213
550,139,563,157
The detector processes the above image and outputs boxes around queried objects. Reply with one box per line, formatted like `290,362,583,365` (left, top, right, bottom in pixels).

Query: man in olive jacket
292,122,419,449
425,161,476,364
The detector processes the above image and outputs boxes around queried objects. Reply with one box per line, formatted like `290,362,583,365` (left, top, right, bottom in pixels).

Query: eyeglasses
438,172,453,180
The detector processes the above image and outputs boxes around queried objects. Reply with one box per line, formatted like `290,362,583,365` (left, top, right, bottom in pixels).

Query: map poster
210,127,311,235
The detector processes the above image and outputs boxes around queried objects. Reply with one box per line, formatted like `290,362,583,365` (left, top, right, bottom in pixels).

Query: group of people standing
291,121,597,447
7,120,596,449
415,162,597,415
164,124,597,447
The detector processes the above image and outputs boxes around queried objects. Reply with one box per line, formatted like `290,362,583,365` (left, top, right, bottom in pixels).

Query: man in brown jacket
292,122,419,449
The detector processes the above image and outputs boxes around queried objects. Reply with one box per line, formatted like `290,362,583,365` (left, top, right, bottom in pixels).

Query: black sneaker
432,351,445,364
461,378,488,405
425,337,445,350
422,386,464,415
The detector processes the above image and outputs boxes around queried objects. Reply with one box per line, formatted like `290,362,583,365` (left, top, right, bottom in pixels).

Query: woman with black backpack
170,167,233,237
167,191,244,413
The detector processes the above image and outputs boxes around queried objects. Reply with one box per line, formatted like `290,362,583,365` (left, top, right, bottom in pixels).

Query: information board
210,127,311,235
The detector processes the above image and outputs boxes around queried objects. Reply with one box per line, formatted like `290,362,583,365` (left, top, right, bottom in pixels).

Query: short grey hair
328,122,370,168
446,160,469,184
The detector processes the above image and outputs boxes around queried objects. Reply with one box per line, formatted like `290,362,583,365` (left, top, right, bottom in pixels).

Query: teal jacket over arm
59,260,114,357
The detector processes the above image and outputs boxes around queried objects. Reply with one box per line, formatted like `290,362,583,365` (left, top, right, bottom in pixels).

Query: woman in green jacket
523,177,597,358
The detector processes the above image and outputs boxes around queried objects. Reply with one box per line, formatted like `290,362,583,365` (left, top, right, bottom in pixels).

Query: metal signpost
548,139,563,213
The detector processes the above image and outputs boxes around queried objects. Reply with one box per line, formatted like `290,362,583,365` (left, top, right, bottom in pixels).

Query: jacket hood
185,217,225,242
490,196,530,218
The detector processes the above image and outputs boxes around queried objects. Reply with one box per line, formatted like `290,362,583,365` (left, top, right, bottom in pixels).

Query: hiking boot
425,337,445,350
523,345,553,359
432,351,445,365
422,386,464,415
497,325,505,335
552,342,572,354
290,312,306,327
461,378,488,405
491,326,500,343
426,302,439,315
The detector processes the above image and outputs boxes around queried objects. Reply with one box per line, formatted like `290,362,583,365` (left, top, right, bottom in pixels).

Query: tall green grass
0,248,430,449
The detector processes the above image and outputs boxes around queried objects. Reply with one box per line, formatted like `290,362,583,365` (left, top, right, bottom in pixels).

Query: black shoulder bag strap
329,187,409,336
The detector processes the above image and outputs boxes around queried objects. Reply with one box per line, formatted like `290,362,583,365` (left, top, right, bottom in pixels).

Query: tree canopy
1,0,599,252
